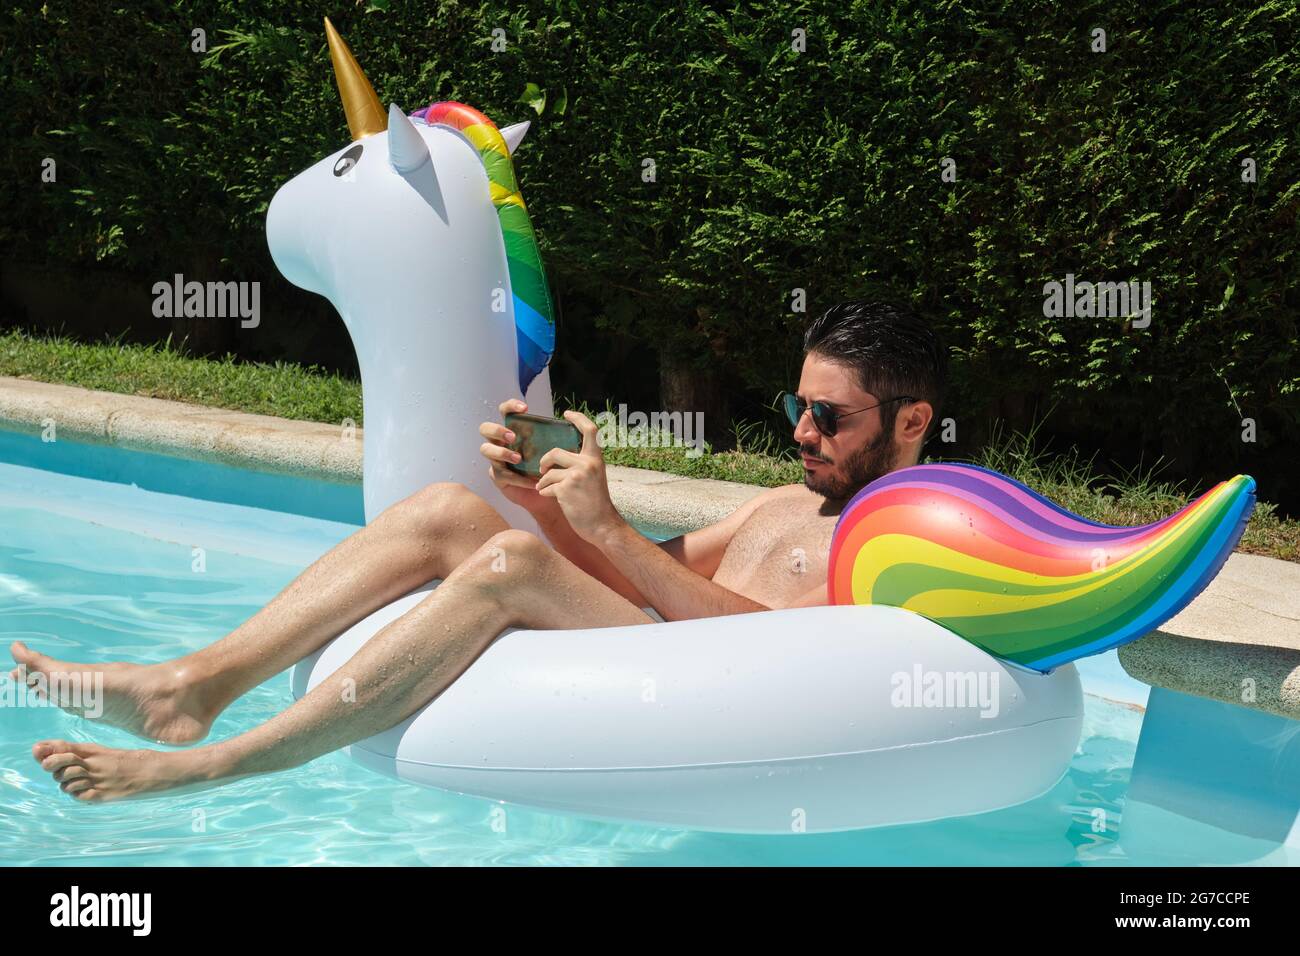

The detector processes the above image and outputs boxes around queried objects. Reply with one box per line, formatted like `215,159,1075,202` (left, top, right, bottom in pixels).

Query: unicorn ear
387,103,431,173
499,121,530,155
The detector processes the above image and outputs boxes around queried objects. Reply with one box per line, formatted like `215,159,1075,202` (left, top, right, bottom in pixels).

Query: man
11,300,946,800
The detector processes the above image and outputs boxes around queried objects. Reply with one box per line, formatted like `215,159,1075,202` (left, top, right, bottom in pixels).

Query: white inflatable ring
293,591,1082,833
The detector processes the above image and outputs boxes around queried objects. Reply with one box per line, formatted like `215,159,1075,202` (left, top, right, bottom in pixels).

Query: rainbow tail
828,464,1257,672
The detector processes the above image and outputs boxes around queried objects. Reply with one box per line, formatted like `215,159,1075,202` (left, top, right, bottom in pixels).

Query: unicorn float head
266,18,556,527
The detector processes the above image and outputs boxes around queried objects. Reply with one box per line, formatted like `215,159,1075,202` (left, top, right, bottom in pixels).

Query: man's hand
479,398,560,519
535,410,627,545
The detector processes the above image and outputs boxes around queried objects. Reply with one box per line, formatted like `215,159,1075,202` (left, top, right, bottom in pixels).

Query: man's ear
896,400,935,444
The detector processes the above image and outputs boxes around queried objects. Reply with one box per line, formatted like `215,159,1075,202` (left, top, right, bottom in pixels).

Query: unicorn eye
333,144,363,177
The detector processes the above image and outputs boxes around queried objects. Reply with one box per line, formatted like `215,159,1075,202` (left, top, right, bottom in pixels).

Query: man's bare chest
711,500,837,601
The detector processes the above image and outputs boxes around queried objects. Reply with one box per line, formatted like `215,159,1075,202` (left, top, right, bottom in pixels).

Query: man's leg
33,529,654,802
9,483,510,744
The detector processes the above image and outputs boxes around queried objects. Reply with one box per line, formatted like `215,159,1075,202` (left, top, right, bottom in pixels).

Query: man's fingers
538,447,581,474
498,397,528,417
562,410,601,456
479,421,517,446
535,467,557,492
481,441,521,465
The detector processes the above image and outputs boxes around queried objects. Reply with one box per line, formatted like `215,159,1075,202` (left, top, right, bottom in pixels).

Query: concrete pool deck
2,374,1298,720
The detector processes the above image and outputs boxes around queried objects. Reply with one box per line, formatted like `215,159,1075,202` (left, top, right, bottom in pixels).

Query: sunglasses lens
782,393,801,427
784,394,841,435
811,402,837,436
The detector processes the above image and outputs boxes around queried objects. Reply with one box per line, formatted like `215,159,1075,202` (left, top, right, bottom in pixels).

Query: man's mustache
800,444,830,463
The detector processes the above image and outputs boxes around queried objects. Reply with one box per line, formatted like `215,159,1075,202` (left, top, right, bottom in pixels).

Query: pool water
0,429,1286,865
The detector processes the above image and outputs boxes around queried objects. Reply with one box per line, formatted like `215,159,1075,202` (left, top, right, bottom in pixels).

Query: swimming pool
0,426,1293,865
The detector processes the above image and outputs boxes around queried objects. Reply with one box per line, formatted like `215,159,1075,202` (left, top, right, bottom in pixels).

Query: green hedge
2,0,1297,510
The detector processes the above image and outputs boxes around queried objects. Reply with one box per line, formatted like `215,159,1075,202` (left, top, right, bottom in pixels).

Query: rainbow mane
828,463,1257,672
410,101,555,395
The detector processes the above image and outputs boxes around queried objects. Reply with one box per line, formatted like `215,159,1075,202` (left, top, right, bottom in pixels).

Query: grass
0,326,362,425
969,421,1295,563
2,325,1295,561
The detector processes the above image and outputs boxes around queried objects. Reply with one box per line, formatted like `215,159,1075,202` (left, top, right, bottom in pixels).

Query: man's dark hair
802,300,948,439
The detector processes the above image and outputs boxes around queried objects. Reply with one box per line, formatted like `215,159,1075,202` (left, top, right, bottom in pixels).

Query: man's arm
596,499,828,620
533,411,783,620
594,520,770,621
480,398,671,607
531,505,651,606
591,488,776,619
656,490,766,579
536,483,769,611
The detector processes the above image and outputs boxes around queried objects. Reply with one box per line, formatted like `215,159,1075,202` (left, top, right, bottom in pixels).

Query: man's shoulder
729,482,805,515
757,482,808,501
697,482,800,536
720,483,833,531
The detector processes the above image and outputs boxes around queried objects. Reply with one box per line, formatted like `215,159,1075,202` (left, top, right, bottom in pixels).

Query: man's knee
464,529,550,592
393,481,489,535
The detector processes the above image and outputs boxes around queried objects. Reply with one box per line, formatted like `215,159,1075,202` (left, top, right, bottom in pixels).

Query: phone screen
503,413,582,476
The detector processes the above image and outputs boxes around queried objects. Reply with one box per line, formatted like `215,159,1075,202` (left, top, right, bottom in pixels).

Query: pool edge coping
0,375,762,534
2,374,1297,720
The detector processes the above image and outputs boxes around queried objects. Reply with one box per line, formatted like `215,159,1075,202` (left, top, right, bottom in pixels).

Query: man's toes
32,740,70,762
53,764,89,784
34,740,98,763
61,777,94,795
40,751,83,773
11,641,47,670
72,788,102,802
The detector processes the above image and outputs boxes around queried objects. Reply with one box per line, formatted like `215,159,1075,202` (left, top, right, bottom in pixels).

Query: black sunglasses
783,391,914,437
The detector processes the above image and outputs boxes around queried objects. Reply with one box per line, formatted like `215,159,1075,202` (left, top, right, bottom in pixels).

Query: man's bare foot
9,641,219,745
32,739,216,803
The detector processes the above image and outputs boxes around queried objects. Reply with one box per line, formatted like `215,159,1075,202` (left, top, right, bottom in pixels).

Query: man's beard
802,428,898,501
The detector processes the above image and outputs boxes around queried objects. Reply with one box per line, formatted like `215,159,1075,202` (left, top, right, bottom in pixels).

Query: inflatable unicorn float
270,19,1256,833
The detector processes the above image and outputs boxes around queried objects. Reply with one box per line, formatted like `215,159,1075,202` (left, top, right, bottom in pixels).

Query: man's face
792,353,900,501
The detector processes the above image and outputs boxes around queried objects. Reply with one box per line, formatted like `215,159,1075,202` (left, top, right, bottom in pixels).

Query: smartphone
503,412,582,477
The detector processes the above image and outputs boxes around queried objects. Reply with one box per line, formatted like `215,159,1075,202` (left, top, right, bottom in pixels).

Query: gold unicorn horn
324,16,386,141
